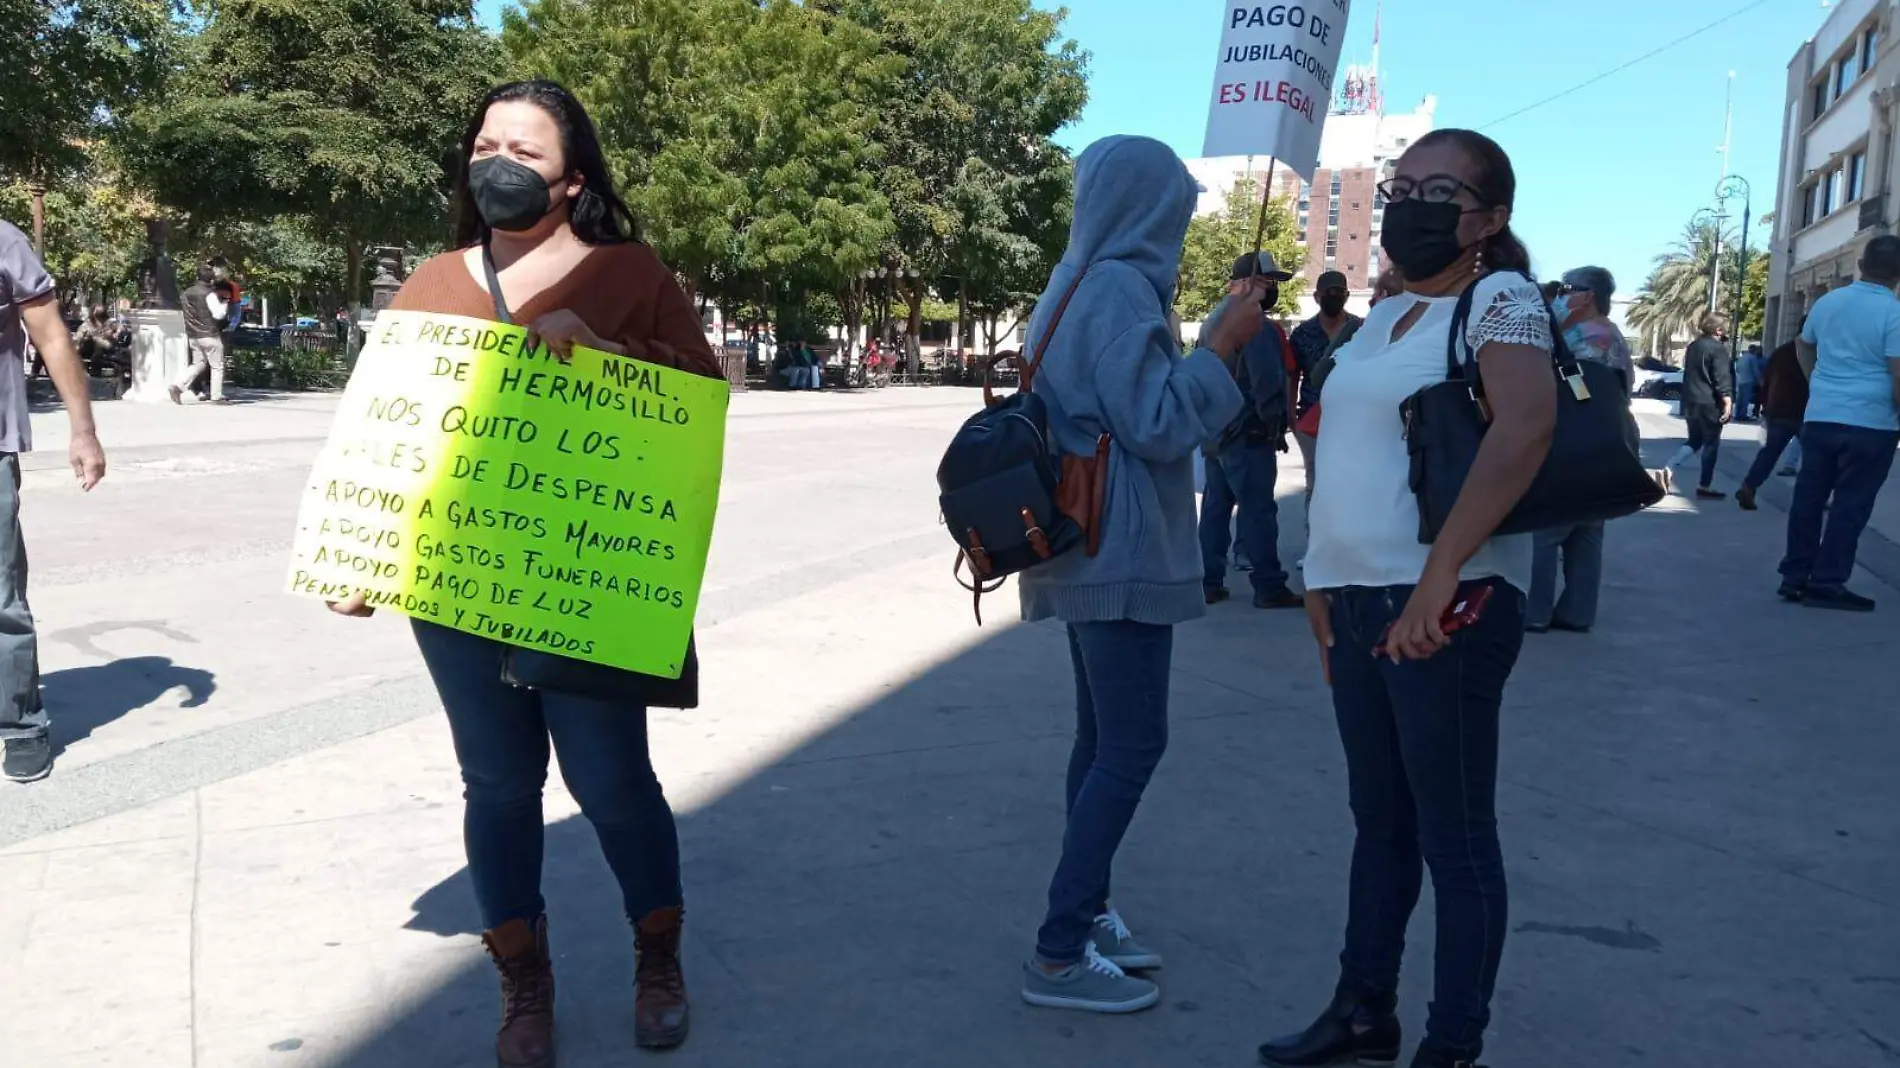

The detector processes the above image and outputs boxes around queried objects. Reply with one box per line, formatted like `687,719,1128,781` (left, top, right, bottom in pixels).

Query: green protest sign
287,310,728,680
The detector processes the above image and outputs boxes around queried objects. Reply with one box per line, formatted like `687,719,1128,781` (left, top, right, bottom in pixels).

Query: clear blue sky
478,0,1828,304
1056,0,1831,304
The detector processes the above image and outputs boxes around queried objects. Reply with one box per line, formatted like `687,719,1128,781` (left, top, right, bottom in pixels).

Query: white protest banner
1202,1,1352,179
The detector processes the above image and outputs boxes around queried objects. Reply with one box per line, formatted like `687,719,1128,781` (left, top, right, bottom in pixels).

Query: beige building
1767,0,1893,345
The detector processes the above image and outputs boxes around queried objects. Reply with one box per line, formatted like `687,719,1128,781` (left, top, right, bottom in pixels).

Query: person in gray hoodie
1016,135,1262,1014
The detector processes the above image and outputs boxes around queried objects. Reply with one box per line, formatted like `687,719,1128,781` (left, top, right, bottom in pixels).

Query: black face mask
1381,199,1471,281
469,156,563,233
1319,293,1348,316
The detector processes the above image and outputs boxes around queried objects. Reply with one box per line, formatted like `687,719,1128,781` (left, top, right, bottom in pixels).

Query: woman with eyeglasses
328,80,724,1064
1257,130,1556,1068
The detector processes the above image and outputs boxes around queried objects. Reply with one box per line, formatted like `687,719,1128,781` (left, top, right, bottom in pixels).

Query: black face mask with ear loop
1381,199,1474,281
468,155,564,234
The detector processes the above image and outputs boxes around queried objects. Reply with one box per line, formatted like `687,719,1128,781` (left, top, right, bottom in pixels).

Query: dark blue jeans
1743,418,1803,491
1780,421,1900,591
1199,441,1288,595
1036,621,1173,964
1684,403,1724,490
1326,579,1525,1061
412,620,683,930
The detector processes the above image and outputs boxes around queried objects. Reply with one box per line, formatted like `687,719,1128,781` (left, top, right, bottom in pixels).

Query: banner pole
1251,157,1280,270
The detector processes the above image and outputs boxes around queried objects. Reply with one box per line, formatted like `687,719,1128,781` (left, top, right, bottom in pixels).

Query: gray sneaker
1021,944,1160,1014
3,735,53,783
1090,908,1162,970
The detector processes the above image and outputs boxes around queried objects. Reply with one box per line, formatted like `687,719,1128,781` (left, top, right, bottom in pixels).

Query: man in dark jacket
171,262,230,404
1667,314,1734,499
1737,333,1810,511
1199,252,1301,609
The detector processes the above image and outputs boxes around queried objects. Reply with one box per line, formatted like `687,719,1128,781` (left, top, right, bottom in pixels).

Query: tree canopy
120,0,501,310
1178,177,1306,322
1627,218,1765,359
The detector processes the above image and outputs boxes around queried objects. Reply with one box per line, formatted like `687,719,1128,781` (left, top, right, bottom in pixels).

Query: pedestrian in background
1778,235,1900,611
172,262,231,404
1736,341,1763,422
1737,333,1810,512
1014,135,1250,1015
327,79,724,1061
1526,266,1632,634
0,219,108,783
1667,314,1734,500
1197,251,1303,609
1263,129,1554,1068
1289,269,1360,541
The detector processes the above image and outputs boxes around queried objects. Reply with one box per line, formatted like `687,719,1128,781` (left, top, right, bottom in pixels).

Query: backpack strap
984,268,1092,406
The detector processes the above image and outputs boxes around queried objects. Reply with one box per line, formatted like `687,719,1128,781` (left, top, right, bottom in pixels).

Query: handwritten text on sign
1202,1,1352,178
285,311,728,680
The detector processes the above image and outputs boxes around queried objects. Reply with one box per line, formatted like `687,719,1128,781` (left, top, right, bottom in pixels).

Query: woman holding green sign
328,80,722,1064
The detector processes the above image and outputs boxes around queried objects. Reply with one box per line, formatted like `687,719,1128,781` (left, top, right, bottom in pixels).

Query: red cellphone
1372,584,1495,659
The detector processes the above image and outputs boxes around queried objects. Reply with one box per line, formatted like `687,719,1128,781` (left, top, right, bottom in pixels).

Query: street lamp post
1691,206,1727,316
1717,175,1753,362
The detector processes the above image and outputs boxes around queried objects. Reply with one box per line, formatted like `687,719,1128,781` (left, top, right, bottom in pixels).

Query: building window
1802,183,1819,227
1327,206,1340,225
1324,238,1337,260
1329,175,1341,196
1824,168,1842,215
1866,27,1881,69
1850,151,1867,201
1839,53,1859,96
1813,80,1829,120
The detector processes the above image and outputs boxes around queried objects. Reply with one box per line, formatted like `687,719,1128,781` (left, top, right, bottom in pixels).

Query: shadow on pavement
41,656,216,757
304,447,1900,1068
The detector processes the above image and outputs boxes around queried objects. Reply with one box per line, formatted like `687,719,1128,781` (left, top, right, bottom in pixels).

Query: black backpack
939,270,1097,623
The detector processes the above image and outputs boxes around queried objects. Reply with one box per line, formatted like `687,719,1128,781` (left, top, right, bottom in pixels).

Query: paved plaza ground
1,387,1896,1067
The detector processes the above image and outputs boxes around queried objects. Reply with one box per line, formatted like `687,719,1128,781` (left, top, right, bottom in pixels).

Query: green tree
1177,177,1306,322
0,0,172,251
505,0,894,339
121,0,501,317
0,156,152,303
1626,219,1764,360
1738,243,1769,341
834,0,1089,352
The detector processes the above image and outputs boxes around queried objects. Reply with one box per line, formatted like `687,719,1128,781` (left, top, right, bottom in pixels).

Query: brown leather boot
482,916,556,1068
633,906,690,1049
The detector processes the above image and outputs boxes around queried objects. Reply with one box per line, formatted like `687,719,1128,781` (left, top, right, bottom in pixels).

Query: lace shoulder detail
1464,276,1552,355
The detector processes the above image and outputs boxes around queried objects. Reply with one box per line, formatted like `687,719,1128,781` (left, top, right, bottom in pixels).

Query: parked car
1634,366,1683,401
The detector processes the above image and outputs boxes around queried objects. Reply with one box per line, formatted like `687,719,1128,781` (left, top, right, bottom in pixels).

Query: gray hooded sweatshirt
1018,136,1246,625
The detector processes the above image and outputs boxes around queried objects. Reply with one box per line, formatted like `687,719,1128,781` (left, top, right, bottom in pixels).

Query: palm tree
1627,219,1763,363
1627,221,1726,362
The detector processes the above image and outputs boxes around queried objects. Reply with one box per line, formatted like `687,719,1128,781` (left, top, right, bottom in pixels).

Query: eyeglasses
1376,174,1486,206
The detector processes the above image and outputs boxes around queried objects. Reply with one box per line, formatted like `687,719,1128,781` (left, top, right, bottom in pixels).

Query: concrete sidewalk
2,391,1897,1068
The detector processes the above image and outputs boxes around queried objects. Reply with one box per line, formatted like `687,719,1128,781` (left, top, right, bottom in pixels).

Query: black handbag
479,241,701,709
1400,271,1664,544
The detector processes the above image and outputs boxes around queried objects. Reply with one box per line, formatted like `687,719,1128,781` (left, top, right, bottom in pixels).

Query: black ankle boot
1258,988,1401,1067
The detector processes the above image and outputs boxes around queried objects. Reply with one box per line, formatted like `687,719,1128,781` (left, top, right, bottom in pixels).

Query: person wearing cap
1198,251,1304,609
1288,270,1362,546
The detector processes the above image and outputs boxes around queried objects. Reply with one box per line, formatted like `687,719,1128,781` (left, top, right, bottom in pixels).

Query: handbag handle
1444,269,1589,403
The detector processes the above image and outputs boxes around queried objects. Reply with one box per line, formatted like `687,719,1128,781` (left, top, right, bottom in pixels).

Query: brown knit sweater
389,242,725,380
